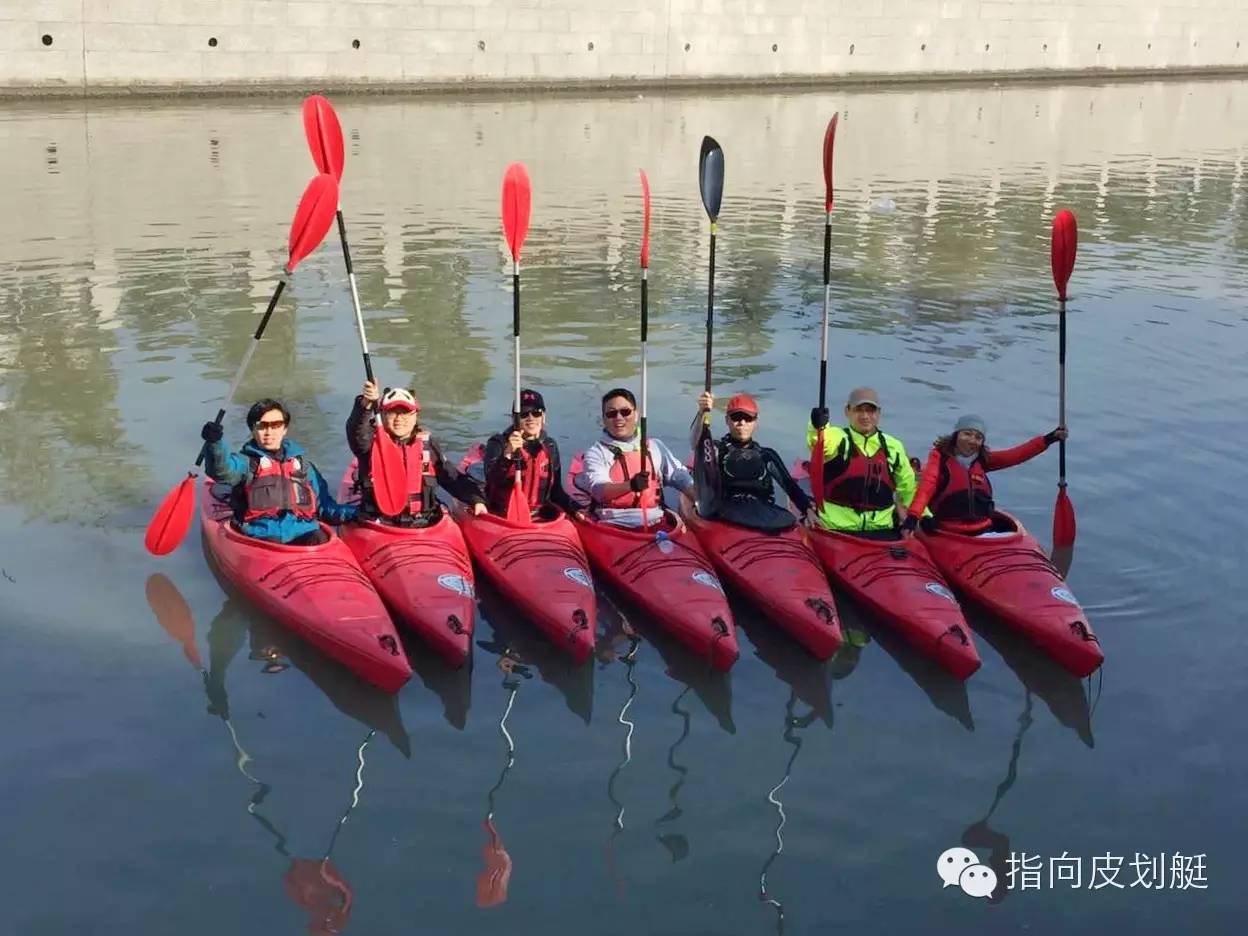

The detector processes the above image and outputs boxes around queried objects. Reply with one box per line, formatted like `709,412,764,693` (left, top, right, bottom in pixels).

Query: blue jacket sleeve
202,441,250,485
308,463,359,524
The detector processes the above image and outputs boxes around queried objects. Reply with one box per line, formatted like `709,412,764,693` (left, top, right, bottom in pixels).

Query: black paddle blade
693,422,721,517
698,136,724,221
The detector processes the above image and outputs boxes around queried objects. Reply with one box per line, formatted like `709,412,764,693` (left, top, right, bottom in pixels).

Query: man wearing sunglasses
200,398,358,545
482,388,578,517
806,387,918,539
346,380,487,526
692,391,812,531
576,388,694,527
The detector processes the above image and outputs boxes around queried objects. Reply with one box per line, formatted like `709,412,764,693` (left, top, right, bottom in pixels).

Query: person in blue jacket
200,398,357,545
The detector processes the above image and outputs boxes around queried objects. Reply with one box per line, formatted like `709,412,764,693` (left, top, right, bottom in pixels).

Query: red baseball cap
725,393,759,416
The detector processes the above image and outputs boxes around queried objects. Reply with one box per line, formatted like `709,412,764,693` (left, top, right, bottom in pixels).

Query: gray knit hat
953,414,987,436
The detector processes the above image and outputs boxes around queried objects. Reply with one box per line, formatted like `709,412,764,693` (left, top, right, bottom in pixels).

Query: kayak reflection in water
201,398,358,546
806,387,917,541
482,387,579,517
901,414,1068,539
692,390,813,531
575,388,695,528
346,380,486,526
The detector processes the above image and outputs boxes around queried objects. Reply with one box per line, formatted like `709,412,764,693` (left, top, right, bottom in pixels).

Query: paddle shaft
1058,296,1067,485
703,223,716,407
819,212,831,408
196,277,287,466
335,208,374,384
639,268,650,514
511,262,525,486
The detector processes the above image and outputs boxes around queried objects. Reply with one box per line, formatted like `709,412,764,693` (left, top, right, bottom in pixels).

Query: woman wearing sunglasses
692,391,813,531
346,380,486,526
200,399,358,546
575,388,694,528
482,388,578,517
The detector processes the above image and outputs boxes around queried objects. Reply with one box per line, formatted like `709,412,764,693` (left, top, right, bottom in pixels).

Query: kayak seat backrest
210,481,234,504
565,452,592,508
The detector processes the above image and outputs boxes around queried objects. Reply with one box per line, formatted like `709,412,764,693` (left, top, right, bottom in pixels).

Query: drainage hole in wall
772,43,778,52
478,40,486,51
208,37,217,48
352,39,360,49
587,41,594,51
41,34,53,46
1147,42,1152,49
920,43,926,51
684,42,691,51
849,43,854,55
1043,43,1048,51
984,43,990,52
1097,43,1102,51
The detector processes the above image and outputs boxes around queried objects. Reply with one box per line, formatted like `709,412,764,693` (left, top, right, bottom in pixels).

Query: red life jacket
516,442,553,510
604,445,660,509
820,430,897,512
930,453,995,527
393,430,436,513
242,454,318,523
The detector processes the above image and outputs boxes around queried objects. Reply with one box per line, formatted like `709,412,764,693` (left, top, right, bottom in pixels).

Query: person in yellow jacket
805,387,917,540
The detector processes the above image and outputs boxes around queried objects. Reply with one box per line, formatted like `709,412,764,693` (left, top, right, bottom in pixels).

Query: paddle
811,114,839,517
302,95,406,518
144,173,339,556
1050,209,1078,548
638,169,654,528
501,162,533,525
145,573,204,671
694,137,724,518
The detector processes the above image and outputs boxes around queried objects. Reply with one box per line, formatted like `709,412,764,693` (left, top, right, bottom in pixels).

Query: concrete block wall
1,0,1246,93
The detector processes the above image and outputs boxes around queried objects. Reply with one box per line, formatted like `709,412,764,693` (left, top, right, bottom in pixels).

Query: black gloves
201,421,224,444
810,407,830,430
1044,428,1067,446
628,472,651,493
900,515,918,533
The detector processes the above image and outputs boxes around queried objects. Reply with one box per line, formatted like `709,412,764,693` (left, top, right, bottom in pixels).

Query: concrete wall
3,0,1247,94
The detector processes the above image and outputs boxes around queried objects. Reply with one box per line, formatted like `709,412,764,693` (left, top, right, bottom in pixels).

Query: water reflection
758,692,818,935
602,623,641,899
474,646,528,908
405,636,472,731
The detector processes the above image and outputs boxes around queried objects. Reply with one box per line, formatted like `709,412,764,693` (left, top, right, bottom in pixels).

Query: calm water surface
2,79,1245,934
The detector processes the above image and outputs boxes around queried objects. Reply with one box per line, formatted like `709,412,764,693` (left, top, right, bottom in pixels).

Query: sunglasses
254,419,287,431
518,408,545,419
604,407,634,419
383,407,418,416
728,412,757,423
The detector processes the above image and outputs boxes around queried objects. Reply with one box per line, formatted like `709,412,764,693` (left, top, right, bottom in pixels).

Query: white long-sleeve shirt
576,431,694,527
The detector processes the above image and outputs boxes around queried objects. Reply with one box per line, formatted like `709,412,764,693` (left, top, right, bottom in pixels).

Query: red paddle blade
1053,488,1076,548
822,113,839,212
144,573,203,670
287,173,340,272
144,474,196,556
505,473,531,525
476,819,513,908
501,162,532,263
1051,209,1078,301
301,95,345,181
639,169,652,269
369,429,408,518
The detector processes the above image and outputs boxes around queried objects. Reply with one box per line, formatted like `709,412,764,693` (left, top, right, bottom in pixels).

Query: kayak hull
456,506,596,663
571,510,739,671
338,464,477,667
920,513,1103,678
805,525,980,680
683,504,842,660
199,481,411,694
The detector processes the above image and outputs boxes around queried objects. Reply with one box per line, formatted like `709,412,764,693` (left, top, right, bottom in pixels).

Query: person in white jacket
574,387,694,528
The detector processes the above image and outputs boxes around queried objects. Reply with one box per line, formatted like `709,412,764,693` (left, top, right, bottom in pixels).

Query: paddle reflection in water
759,691,819,935
474,645,530,908
144,574,390,933
960,691,1035,905
600,616,641,898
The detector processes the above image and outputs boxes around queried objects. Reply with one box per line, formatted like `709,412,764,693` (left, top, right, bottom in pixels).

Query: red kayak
805,525,980,680
920,513,1103,678
682,503,842,660
455,506,596,662
338,466,476,667
199,481,411,694
570,510,738,671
